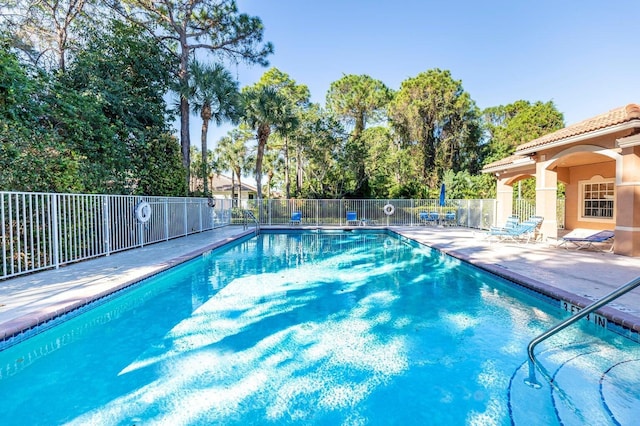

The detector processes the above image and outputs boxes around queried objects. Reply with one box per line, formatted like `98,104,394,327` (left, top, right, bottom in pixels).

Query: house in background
190,174,257,207
483,104,640,256
210,174,257,207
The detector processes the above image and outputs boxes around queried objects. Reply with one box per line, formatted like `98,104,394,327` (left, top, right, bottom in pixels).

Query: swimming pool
0,230,638,425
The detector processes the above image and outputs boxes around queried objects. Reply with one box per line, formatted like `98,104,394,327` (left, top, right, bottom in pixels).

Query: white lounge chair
558,229,614,251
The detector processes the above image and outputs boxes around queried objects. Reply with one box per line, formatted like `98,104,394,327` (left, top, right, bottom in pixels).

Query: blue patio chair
444,211,456,226
558,229,614,252
428,212,440,225
346,211,359,225
418,212,429,225
488,218,540,243
290,211,302,225
419,211,439,226
490,215,520,233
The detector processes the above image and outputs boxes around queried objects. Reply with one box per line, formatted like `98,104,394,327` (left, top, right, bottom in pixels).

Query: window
580,177,614,220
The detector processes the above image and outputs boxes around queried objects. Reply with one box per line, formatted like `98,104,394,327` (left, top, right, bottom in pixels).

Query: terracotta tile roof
516,103,640,153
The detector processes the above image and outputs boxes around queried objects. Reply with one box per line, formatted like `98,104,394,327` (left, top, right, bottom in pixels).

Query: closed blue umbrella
439,183,446,207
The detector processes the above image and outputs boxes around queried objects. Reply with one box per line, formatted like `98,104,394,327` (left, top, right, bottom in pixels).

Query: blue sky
198,0,639,147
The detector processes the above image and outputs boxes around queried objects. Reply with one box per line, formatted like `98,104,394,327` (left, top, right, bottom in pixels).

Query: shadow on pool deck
1,225,639,343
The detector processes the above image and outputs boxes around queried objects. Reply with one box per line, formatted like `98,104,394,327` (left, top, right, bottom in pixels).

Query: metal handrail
526,275,640,387
243,210,260,234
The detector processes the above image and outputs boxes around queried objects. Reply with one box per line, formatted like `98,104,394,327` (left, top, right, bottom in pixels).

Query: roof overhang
617,133,640,149
481,156,536,175
516,120,640,155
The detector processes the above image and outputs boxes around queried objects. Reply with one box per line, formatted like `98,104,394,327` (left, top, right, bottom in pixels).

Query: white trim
617,134,640,148
617,182,640,187
482,160,535,174
615,226,640,232
516,121,640,155
535,187,558,191
577,176,616,223
579,217,615,224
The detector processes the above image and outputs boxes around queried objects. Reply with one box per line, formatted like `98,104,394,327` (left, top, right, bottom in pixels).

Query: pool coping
0,229,256,345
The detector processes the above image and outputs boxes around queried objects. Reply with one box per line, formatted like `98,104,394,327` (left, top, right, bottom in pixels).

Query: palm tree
214,126,252,203
241,86,291,200
189,60,240,196
263,149,285,199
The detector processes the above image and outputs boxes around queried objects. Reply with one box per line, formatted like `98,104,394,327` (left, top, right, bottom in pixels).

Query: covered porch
483,104,640,256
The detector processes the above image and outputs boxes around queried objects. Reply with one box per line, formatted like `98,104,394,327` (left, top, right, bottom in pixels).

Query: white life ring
383,203,395,216
383,237,394,249
135,201,152,223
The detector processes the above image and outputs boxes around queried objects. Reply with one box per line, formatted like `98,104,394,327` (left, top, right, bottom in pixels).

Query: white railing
513,198,565,229
245,199,497,229
1,192,232,279
3,191,566,280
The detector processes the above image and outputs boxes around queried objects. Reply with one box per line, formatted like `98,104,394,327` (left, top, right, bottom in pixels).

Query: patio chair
487,218,540,243
419,211,439,226
558,229,615,252
526,216,544,241
443,211,456,226
346,211,360,226
290,211,302,225
490,215,520,233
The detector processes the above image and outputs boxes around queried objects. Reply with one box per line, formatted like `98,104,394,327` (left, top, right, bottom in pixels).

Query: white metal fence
1,192,232,279
245,199,498,228
513,199,565,229
2,191,567,280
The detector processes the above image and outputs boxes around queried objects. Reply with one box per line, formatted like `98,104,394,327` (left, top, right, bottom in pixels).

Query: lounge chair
487,218,540,243
290,211,302,225
558,229,615,252
419,211,439,226
527,215,544,241
490,215,520,233
346,211,359,226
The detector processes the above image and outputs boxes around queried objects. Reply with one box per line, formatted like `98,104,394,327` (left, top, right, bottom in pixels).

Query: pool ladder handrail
526,275,640,388
243,210,260,235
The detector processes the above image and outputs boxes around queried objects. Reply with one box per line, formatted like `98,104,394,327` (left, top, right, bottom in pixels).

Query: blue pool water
0,231,638,425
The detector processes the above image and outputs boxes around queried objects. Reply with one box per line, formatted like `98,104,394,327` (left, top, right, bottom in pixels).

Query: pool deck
1,225,639,343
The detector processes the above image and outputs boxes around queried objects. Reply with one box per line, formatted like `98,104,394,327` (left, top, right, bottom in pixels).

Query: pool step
509,342,640,425
508,360,557,425
598,358,640,426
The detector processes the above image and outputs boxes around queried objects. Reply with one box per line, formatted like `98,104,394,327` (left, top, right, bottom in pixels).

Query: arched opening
548,145,620,231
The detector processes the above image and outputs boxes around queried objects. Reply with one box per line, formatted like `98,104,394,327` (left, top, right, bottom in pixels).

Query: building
210,174,257,207
483,104,640,256
190,174,257,207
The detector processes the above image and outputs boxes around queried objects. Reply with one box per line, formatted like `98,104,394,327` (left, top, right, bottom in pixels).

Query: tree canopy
0,13,186,194
388,69,482,189
0,3,567,200
483,100,564,163
114,0,273,190
326,74,393,197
